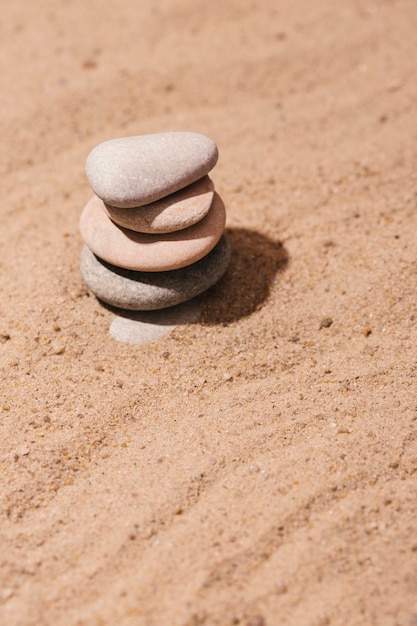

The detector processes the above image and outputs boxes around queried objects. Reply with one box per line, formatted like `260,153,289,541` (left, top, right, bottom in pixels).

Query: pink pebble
79,193,226,272
103,176,214,234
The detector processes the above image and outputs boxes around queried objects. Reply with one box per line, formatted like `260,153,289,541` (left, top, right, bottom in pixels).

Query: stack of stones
79,132,230,311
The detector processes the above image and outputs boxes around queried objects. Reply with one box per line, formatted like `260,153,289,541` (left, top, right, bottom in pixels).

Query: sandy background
1,0,417,624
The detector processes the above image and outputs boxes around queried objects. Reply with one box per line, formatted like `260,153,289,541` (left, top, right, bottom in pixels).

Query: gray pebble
86,132,218,208
80,235,230,310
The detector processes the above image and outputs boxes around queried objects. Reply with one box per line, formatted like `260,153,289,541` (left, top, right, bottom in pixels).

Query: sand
1,1,417,625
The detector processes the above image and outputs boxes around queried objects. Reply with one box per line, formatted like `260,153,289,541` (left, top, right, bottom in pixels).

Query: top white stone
86,131,219,208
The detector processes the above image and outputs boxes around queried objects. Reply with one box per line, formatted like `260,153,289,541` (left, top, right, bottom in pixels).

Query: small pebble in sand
16,445,30,456
319,317,333,329
51,340,65,355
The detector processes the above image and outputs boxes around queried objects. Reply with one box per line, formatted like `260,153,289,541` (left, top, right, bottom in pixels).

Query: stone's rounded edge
85,132,219,208
79,235,231,311
79,192,226,272
103,176,215,234
109,300,202,345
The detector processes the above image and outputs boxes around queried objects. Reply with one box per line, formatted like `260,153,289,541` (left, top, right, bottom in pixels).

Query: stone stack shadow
200,227,289,325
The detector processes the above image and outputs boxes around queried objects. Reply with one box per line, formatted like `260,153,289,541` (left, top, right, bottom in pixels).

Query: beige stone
79,193,226,271
103,176,214,234
86,132,218,208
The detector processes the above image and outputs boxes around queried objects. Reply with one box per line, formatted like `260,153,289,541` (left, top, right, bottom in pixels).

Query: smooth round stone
109,300,201,344
79,193,226,271
86,132,218,208
80,235,231,311
103,176,214,234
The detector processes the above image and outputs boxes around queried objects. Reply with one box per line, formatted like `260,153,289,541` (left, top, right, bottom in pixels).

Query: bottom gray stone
109,299,201,344
80,235,230,310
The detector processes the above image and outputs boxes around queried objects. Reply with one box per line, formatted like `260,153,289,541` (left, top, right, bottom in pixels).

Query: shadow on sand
97,227,289,329
200,227,289,325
